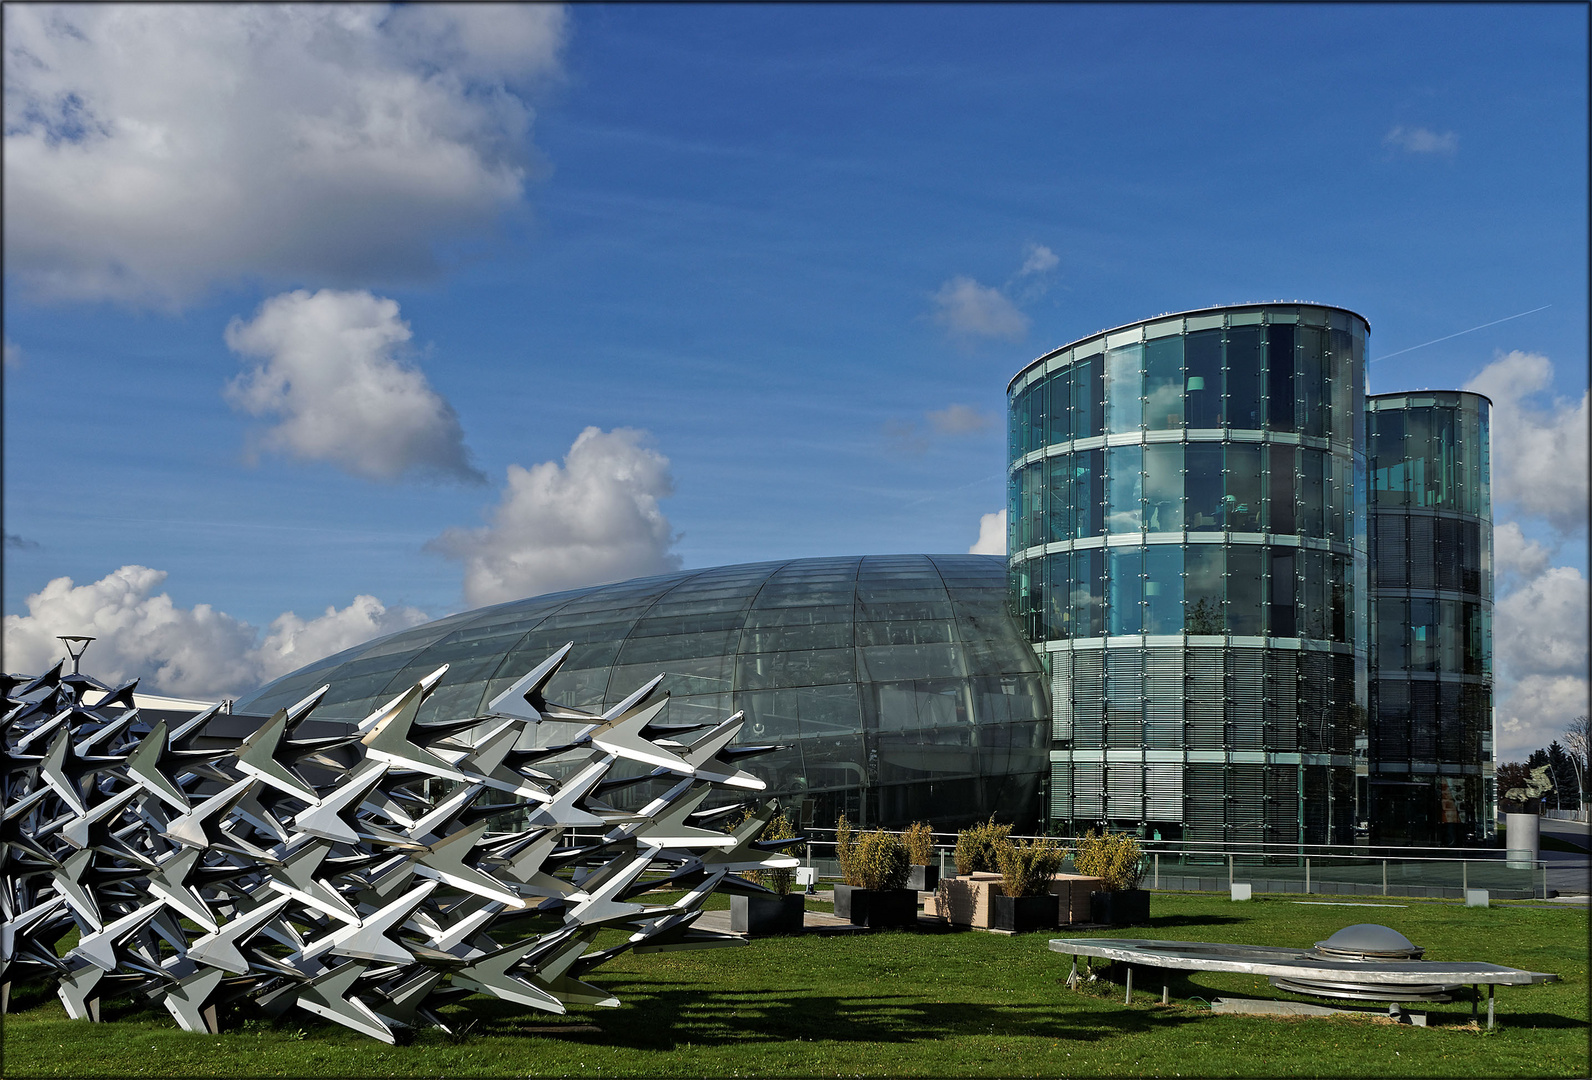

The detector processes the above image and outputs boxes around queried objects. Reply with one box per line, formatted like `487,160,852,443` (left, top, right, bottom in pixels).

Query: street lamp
57,636,94,675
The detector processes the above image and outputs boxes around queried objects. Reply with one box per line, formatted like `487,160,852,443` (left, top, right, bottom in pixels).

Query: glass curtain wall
1009,304,1370,845
236,555,1049,832
1367,392,1494,844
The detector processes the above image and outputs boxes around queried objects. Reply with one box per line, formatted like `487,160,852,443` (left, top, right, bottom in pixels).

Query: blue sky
4,4,1586,759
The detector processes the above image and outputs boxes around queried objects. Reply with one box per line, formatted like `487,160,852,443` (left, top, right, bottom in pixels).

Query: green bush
836,814,860,886
902,821,935,866
1071,829,1144,891
852,828,910,890
724,805,800,895
953,816,1012,875
994,836,1067,898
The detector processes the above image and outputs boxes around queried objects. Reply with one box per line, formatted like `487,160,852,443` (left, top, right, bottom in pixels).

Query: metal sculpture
1,644,799,1042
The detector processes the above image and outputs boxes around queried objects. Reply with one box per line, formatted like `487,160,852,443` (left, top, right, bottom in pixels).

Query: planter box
1089,889,1151,927
833,884,918,928
936,875,1003,927
1047,874,1107,924
990,893,1059,933
906,864,940,892
729,893,805,936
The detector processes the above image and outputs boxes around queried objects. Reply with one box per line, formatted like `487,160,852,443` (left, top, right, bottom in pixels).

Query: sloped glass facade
235,555,1048,830
1366,391,1494,844
1009,303,1371,845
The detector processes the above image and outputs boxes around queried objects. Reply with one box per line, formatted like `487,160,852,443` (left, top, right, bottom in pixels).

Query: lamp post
57,636,94,675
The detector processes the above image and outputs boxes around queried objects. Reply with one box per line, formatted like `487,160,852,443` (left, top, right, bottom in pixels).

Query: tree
1565,715,1589,813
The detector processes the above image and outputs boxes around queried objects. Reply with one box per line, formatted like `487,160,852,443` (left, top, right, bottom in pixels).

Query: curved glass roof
237,554,1049,829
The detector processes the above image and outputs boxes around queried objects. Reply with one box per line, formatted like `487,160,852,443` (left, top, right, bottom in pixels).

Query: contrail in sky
1372,304,1553,362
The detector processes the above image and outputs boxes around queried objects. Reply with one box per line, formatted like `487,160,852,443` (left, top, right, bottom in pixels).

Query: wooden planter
729,893,805,936
930,874,1003,927
1089,888,1151,927
990,893,1058,933
832,884,918,928
906,863,940,892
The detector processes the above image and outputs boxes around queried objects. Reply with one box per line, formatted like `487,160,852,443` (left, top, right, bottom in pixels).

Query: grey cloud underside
1,646,795,1043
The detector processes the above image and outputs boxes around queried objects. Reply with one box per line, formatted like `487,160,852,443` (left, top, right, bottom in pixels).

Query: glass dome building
1008,303,1371,846
235,555,1049,831
1366,391,1493,844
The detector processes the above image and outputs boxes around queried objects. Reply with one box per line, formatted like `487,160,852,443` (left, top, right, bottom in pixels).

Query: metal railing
794,828,1549,900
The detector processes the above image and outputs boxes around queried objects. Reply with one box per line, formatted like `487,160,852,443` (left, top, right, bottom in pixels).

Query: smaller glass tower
1366,391,1494,844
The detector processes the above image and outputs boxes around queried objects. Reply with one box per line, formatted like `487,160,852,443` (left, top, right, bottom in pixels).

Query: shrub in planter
725,806,805,936
903,820,938,891
1073,829,1150,926
833,828,916,928
953,816,1012,876
989,836,1065,932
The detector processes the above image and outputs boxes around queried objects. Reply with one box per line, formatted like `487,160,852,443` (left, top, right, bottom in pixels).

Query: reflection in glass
1144,546,1184,633
1225,327,1262,429
1226,444,1263,531
1107,445,1144,533
1144,444,1184,532
1268,444,1296,534
1269,548,1296,636
1106,343,1144,434
1046,368,1072,445
1144,336,1185,430
1185,329,1224,427
1075,354,1105,439
1265,324,1295,432
1227,546,1264,635
1074,548,1105,637
1108,547,1144,636
1185,444,1224,529
1185,545,1225,633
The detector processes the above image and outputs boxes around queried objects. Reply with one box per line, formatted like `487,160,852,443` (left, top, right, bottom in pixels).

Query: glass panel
1225,326,1262,429
1268,444,1296,534
1075,548,1106,637
1270,548,1296,636
1409,597,1438,671
1144,335,1185,430
1108,547,1144,636
1265,324,1296,432
1377,597,1409,670
1185,329,1224,427
1046,368,1072,445
1299,450,1326,538
1185,443,1224,530
1105,343,1144,434
1046,455,1073,543
1044,551,1072,640
1226,444,1263,532
1074,354,1105,439
1302,549,1329,639
1227,546,1264,635
1107,445,1144,533
1026,374,1046,454
1078,448,1105,537
1185,545,1225,633
1143,546,1184,633
1298,327,1326,438
1144,444,1184,532
1020,461,1045,550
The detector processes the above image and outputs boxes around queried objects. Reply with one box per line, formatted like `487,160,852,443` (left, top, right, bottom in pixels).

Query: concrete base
1213,997,1427,1024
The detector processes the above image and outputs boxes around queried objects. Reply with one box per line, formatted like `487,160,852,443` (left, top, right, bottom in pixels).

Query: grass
3,892,1585,1078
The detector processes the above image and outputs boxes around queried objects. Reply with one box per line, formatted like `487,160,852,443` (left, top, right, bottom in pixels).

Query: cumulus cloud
1464,351,1589,535
2,565,428,699
1492,521,1552,592
224,289,482,483
1018,243,1059,277
427,427,681,608
3,4,566,305
1384,125,1458,155
933,276,1030,341
969,510,1006,556
1493,562,1589,760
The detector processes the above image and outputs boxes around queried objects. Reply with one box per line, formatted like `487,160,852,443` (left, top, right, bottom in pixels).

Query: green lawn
4,893,1585,1078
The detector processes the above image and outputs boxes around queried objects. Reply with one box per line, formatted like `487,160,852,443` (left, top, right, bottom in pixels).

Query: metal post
1487,983,1495,1029
1382,859,1388,895
1471,985,1479,1024
1462,860,1468,894
1305,857,1310,895
1228,853,1233,889
1161,984,1170,1005
1154,852,1159,889
1125,965,1133,1004
1068,958,1078,989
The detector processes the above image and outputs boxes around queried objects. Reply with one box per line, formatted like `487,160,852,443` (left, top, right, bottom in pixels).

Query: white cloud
3,4,566,306
932,276,1030,341
224,289,482,483
1464,351,1589,535
969,509,1006,556
1493,521,1551,592
2,565,427,699
927,404,995,436
1493,559,1590,761
427,427,681,607
1018,243,1059,277
1384,125,1458,155
3,339,20,368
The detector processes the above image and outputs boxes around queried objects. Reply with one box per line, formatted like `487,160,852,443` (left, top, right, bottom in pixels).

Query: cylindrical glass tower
1366,391,1493,844
1008,303,1370,845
